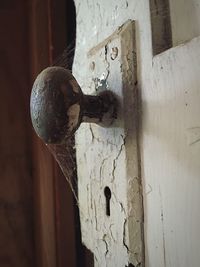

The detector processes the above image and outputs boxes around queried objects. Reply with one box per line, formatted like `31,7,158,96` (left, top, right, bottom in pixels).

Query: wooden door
30,1,80,267
0,2,35,266
0,1,87,267
73,0,200,266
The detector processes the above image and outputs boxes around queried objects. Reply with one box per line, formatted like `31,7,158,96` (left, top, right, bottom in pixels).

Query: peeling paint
102,234,109,257
111,135,126,182
74,18,144,267
94,201,98,231
123,218,130,253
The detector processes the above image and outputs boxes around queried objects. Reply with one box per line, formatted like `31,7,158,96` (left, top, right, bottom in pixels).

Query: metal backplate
74,20,144,267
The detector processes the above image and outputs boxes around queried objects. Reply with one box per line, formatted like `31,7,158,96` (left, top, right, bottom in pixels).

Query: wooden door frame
29,1,77,266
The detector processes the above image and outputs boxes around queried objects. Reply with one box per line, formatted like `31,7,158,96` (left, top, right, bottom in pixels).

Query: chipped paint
74,19,144,267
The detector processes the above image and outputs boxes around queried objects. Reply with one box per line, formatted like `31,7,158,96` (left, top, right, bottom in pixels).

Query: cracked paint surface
73,0,200,266
73,7,144,267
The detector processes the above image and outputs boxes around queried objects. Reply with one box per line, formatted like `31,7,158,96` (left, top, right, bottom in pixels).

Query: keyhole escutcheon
104,186,111,216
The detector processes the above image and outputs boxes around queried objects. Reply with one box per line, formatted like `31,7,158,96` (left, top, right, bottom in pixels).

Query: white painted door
73,1,200,266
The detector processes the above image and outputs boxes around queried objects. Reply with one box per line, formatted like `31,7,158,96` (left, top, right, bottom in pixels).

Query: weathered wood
143,35,200,267
73,1,200,267
74,18,144,267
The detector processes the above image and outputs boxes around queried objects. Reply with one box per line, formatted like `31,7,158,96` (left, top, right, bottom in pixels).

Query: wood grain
29,0,57,266
0,1,34,266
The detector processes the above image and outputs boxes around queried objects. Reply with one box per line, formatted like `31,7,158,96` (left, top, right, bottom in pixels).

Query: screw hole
110,47,118,60
90,61,95,71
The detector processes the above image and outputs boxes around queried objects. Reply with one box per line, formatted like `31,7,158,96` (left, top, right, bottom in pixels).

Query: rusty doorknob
30,66,117,144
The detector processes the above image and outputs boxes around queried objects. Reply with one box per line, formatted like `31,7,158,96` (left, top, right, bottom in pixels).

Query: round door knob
30,66,117,144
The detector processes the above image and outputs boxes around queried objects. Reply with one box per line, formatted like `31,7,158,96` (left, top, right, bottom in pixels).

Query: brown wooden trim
0,1,35,266
28,0,80,266
48,1,78,266
28,1,57,267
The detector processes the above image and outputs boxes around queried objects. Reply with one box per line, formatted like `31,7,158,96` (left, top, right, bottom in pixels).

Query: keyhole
104,186,111,216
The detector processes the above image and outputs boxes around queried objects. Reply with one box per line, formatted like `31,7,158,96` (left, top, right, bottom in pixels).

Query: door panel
143,36,200,267
169,0,200,46
73,0,200,267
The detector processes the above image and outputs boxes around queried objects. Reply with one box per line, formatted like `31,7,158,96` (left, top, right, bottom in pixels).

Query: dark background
0,0,92,266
